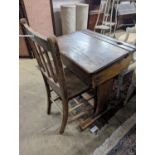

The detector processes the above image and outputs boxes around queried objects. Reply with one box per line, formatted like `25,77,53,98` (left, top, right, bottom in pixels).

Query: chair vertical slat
43,49,57,82
32,43,44,70
35,44,46,71
36,44,51,77
47,38,68,99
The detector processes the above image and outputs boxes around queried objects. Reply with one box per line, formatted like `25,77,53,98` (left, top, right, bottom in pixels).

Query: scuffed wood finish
95,79,114,115
82,29,135,51
58,30,135,75
20,18,90,134
20,21,135,130
92,55,132,87
58,30,135,118
58,30,135,88
61,55,91,86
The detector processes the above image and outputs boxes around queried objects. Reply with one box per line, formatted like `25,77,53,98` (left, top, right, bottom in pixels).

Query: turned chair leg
59,100,69,134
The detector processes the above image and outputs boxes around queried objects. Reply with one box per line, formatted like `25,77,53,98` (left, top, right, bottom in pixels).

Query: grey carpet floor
19,59,135,155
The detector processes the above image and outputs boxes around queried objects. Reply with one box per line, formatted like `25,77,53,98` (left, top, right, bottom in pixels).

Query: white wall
23,0,54,36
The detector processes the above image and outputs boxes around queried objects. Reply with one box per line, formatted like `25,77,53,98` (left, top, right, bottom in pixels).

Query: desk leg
95,79,114,115
79,79,114,130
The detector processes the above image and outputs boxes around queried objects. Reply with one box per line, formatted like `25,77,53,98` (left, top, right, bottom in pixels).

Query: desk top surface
58,30,135,74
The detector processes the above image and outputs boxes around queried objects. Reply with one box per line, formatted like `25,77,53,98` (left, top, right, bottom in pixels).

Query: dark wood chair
20,18,91,134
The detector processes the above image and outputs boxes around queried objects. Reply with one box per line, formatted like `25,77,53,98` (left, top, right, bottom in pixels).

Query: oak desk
58,30,135,115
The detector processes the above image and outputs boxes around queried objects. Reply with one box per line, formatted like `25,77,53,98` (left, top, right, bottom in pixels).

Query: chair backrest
20,18,67,99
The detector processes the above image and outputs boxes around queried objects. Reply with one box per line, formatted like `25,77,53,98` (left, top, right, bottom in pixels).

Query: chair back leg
42,74,52,115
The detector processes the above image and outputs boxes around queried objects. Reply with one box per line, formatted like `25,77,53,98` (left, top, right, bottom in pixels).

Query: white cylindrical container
61,5,76,35
76,3,89,31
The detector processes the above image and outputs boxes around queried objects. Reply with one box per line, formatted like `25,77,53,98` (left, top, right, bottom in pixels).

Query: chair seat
64,68,89,99
39,60,89,99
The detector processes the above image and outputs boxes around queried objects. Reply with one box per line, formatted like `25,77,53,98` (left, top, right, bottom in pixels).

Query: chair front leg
59,99,69,134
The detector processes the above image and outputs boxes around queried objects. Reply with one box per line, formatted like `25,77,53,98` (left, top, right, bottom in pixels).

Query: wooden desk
58,30,135,115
